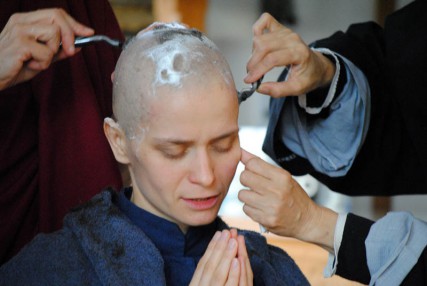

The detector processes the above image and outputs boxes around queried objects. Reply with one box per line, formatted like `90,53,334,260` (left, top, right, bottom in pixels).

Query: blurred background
107,1,425,284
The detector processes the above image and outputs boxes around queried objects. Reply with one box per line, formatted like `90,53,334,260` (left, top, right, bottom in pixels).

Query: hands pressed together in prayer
191,229,253,286
0,8,94,90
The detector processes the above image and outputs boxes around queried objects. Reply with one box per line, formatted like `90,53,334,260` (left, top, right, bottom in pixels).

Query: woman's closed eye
211,137,237,153
158,146,188,160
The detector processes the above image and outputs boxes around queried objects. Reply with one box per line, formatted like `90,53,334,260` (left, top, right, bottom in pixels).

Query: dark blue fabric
115,188,217,286
0,189,309,285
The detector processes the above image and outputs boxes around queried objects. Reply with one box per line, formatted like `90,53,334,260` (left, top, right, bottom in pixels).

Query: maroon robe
0,0,124,264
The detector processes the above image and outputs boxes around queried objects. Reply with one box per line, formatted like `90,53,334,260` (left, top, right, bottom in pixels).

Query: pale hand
190,229,253,286
0,8,94,90
238,148,337,252
245,13,335,98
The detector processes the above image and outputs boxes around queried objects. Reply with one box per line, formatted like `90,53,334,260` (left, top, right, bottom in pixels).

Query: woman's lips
183,195,219,210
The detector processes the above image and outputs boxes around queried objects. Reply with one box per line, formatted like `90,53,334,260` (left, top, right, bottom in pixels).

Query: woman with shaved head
0,23,308,285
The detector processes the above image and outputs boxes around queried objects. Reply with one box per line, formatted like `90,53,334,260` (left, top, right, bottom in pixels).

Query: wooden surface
223,216,366,286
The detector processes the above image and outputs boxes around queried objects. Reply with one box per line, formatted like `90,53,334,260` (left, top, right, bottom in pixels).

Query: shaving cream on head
136,22,187,40
112,22,235,141
146,42,201,89
134,22,222,91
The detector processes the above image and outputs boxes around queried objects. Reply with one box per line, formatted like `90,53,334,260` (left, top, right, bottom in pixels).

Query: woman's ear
103,118,131,164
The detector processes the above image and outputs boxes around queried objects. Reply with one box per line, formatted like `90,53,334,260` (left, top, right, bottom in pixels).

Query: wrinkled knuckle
53,8,65,16
262,12,272,19
50,8,65,22
242,203,248,214
9,13,22,24
268,206,279,218
264,216,276,228
264,53,279,67
39,61,50,70
244,158,256,170
269,88,282,98
237,190,245,201
40,56,54,69
285,173,294,185
203,260,215,273
288,31,302,43
9,24,23,37
291,80,304,93
252,36,263,49
299,46,310,61
240,171,249,184
257,43,270,55
53,24,61,34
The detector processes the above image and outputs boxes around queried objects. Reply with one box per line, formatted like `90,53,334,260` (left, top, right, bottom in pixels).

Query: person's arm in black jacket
337,213,427,285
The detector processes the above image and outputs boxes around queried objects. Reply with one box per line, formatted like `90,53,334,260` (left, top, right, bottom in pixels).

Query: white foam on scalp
146,42,200,88
112,23,235,141
135,22,187,40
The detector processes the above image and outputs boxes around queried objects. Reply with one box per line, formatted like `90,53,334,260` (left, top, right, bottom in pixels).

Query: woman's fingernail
213,231,221,241
221,230,229,240
228,238,236,250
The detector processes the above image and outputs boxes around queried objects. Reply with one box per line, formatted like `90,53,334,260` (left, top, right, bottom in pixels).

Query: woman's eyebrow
153,129,239,145
210,129,239,143
153,138,192,146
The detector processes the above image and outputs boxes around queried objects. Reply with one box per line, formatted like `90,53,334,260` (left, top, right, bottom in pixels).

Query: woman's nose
188,151,215,187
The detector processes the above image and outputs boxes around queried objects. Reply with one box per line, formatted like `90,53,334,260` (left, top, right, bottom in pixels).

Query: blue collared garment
0,189,309,286
366,212,427,286
115,188,218,285
267,53,370,178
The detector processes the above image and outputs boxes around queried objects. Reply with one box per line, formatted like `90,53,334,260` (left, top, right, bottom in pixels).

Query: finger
246,43,294,84
258,57,315,97
241,149,293,185
238,257,253,286
22,9,93,55
200,230,222,264
241,149,283,182
191,231,222,284
60,10,94,54
230,228,238,239
238,189,265,213
214,238,238,284
239,169,272,195
26,23,61,54
225,259,240,286
243,256,254,286
236,235,253,286
198,230,235,285
20,8,94,35
54,47,82,63
252,12,284,37
241,201,268,226
237,235,249,261
240,149,258,165
257,80,305,97
23,41,56,71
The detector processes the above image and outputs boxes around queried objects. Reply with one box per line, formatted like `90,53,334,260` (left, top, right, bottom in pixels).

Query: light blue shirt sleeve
278,51,370,177
365,212,427,286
